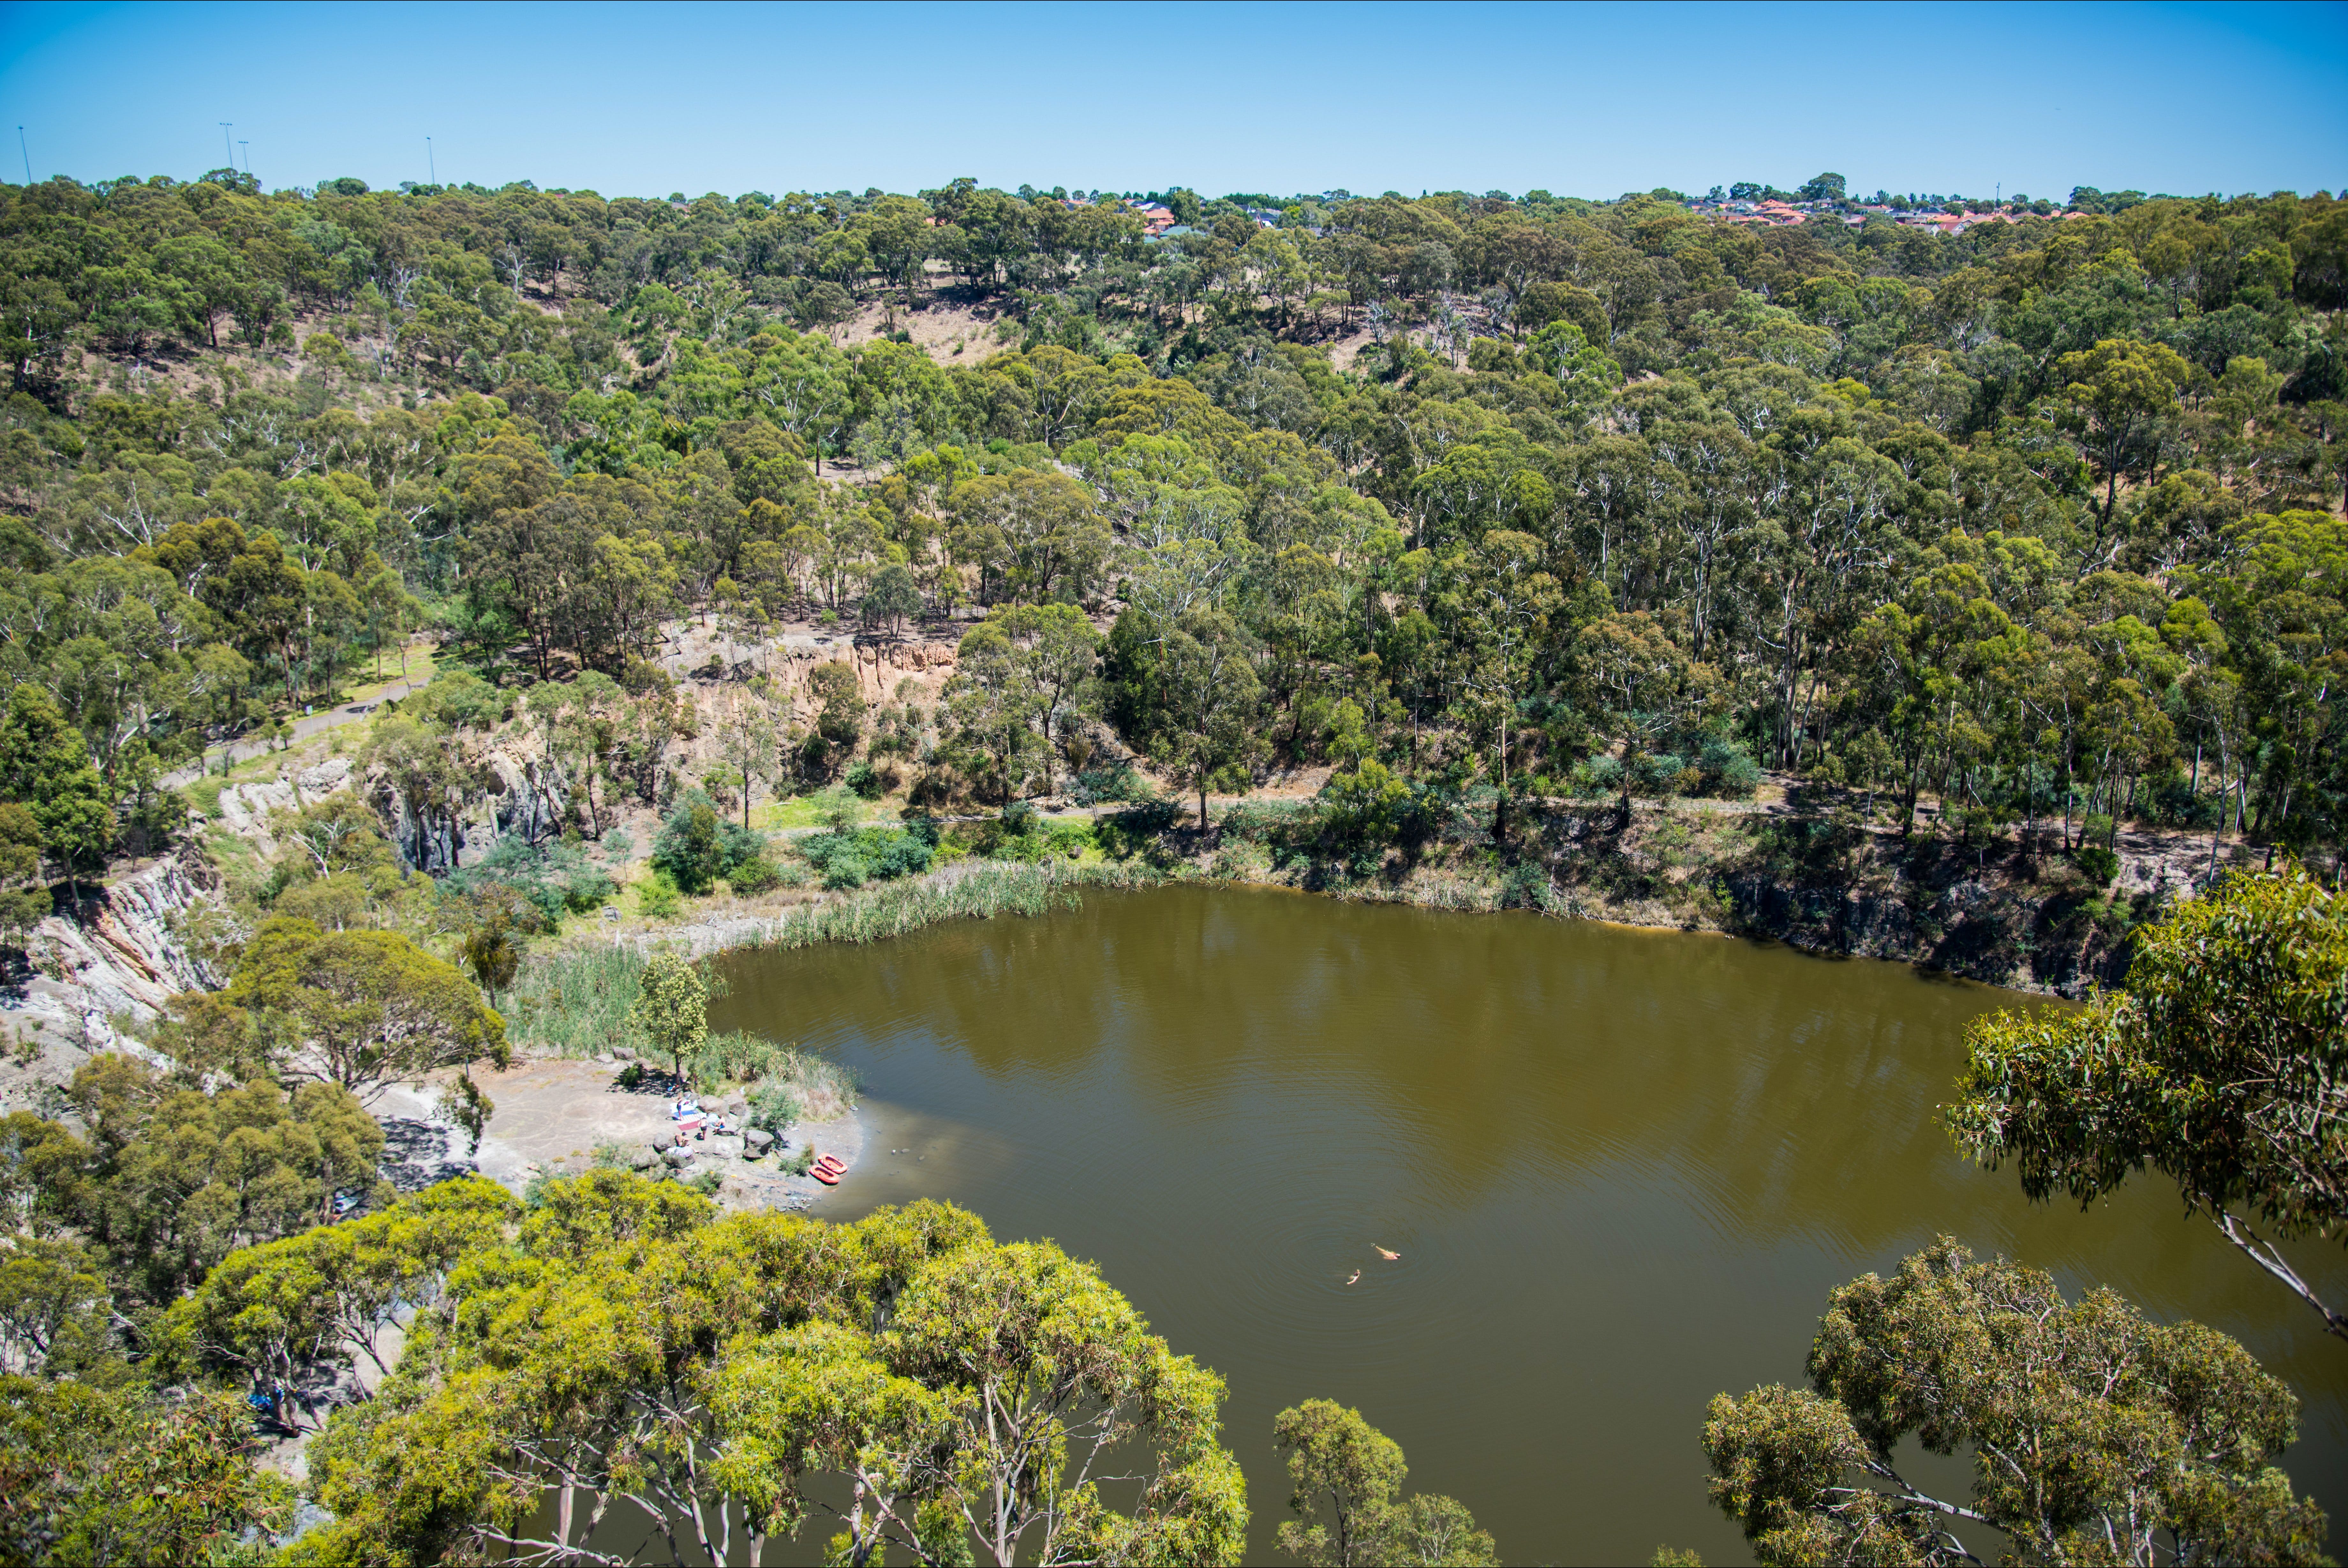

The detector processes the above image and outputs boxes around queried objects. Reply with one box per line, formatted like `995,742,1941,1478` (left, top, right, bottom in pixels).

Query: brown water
711,884,2348,1566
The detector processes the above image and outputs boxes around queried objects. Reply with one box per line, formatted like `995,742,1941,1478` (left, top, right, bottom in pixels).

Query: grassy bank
505,786,2212,1044
735,857,1172,952
505,857,1176,1056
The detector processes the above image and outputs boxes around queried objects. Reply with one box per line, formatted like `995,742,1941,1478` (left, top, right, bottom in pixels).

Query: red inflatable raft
811,1154,845,1185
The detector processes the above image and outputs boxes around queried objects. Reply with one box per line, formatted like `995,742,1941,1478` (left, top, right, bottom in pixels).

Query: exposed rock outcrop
1,844,231,1097
212,758,355,855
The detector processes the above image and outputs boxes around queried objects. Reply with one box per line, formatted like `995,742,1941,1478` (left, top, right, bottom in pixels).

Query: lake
710,884,2348,1566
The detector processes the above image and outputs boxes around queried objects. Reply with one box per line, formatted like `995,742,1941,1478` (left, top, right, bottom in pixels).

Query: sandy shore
376,1057,868,1212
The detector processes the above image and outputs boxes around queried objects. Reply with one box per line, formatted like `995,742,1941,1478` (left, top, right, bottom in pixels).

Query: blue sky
2,0,2341,202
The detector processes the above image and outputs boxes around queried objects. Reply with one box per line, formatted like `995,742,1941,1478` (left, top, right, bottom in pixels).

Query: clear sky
2,0,2341,202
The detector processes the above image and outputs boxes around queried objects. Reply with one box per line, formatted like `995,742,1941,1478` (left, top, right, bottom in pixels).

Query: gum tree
1945,869,2348,1340
1705,1237,2327,1566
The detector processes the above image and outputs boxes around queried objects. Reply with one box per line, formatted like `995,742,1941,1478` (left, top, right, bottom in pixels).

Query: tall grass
694,1030,858,1118
738,859,1169,952
500,943,645,1056
503,859,1172,1057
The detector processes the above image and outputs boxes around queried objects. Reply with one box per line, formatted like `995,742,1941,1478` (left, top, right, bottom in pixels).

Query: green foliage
724,853,788,895
638,869,683,918
2,1054,389,1314
443,835,615,925
0,685,114,880
2072,843,2120,884
626,949,708,1082
1274,1398,1499,1567
164,1178,516,1431
745,1079,803,1135
1069,764,1154,806
498,942,645,1056
793,821,936,890
293,1185,1248,1568
1947,869,2348,1336
0,1379,294,1565
652,790,765,894
226,917,509,1095
685,1029,856,1113
1320,760,1421,849
1704,1237,2327,1566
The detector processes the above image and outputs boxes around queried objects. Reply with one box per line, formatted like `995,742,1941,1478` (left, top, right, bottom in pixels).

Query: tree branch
2210,1207,2348,1341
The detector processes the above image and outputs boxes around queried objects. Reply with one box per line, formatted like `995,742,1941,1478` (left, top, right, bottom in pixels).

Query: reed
738,859,1171,953
499,943,646,1056
505,860,1174,1057
692,1029,860,1117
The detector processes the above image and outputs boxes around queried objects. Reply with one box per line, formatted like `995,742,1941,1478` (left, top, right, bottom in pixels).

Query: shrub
1070,766,1154,806
652,790,767,893
1044,818,1095,859
726,856,783,895
1321,759,1413,847
794,825,934,890
1697,739,1763,798
652,794,726,892
746,1080,802,1134
844,759,883,799
445,835,614,923
688,1031,860,1118
2074,844,2120,885
1573,756,1624,797
639,870,682,918
1633,753,1685,795
1095,801,1179,858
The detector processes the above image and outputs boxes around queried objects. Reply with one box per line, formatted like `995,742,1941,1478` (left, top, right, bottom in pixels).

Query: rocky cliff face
0,844,230,1101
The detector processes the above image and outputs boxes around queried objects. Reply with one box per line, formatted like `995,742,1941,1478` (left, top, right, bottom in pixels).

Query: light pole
15,127,27,185
426,136,435,184
219,121,233,170
239,140,249,176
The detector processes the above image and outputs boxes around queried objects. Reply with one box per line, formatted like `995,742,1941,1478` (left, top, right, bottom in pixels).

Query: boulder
725,1097,747,1117
613,1046,635,1061
663,1145,695,1167
743,1128,774,1152
629,1148,659,1171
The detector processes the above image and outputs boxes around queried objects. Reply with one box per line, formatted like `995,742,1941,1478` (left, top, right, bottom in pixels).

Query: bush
795,825,935,890
746,1079,802,1134
445,836,614,923
1321,759,1414,847
2074,844,2120,885
725,856,784,895
1095,800,1179,859
652,794,726,892
652,791,767,894
1070,766,1154,806
1633,753,1685,795
688,1031,859,1118
1573,756,1624,797
1697,739,1763,798
639,870,682,918
844,759,884,799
